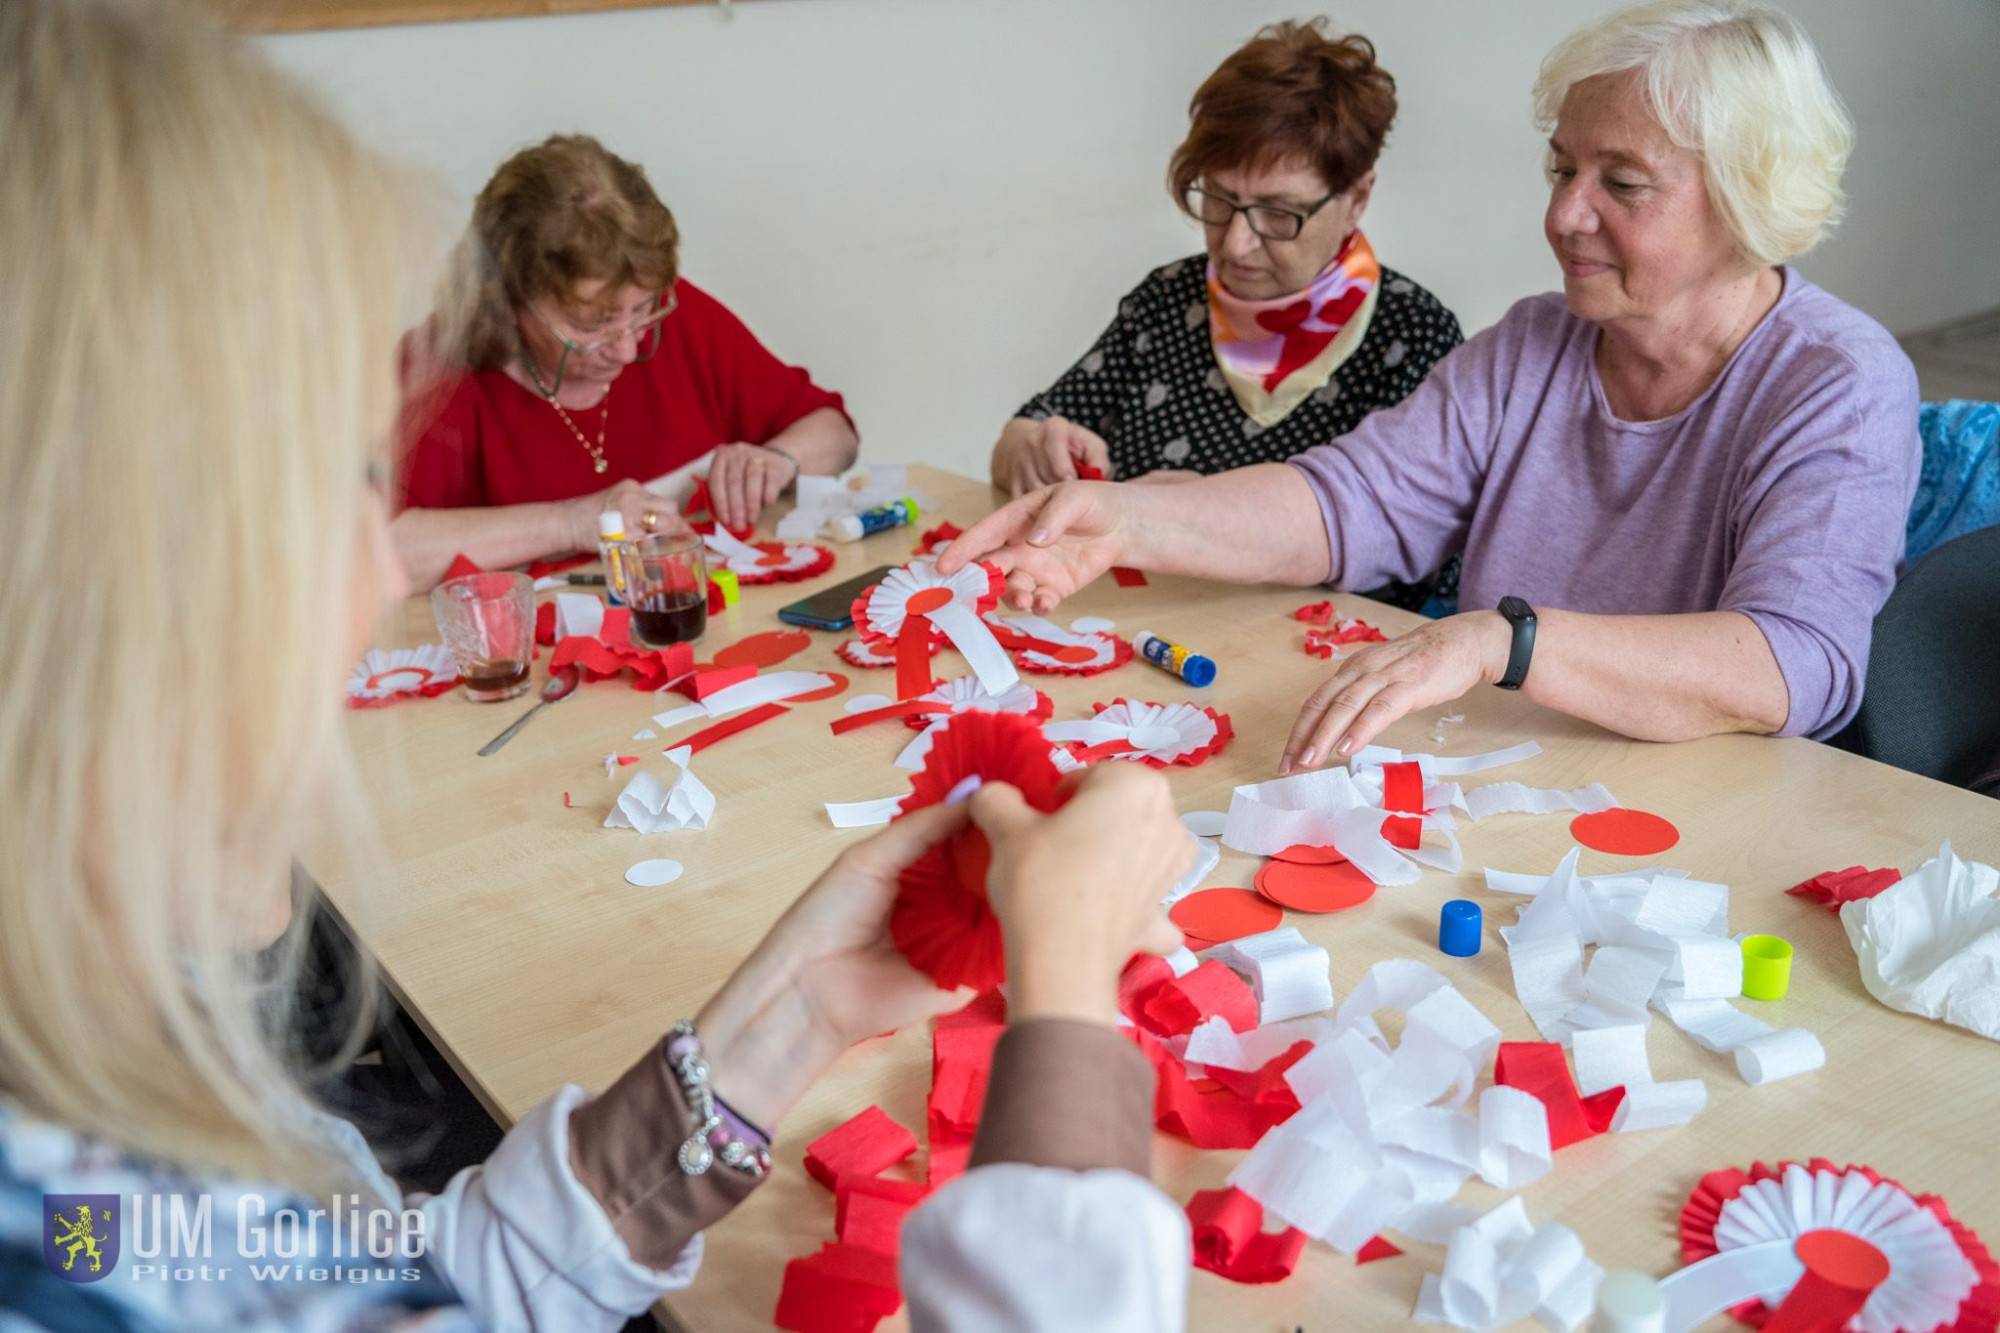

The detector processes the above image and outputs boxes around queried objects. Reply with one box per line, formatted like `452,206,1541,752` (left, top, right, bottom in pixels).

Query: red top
397,279,848,510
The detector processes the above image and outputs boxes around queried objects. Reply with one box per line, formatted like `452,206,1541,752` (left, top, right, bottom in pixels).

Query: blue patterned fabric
1907,399,2000,566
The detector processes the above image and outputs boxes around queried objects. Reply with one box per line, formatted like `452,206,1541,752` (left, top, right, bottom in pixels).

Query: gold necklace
548,384,611,474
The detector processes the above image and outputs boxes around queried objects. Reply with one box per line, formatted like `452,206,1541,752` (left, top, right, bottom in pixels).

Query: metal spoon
478,666,579,756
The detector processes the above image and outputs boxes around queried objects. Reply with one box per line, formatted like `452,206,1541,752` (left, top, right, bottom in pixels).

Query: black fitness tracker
1495,597,1537,691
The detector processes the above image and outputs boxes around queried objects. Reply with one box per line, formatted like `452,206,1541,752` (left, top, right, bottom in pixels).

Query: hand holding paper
935,479,1131,615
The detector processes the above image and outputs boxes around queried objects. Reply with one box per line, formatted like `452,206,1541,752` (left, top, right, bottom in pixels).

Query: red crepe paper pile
1788,864,1902,913
1493,1042,1624,1150
851,560,1007,701
836,1177,928,1257
1187,1187,1309,1284
890,711,1067,992
1295,600,1391,658
1134,1028,1305,1150
1171,888,1284,946
1680,1159,2000,1333
803,1105,919,1190
773,1242,904,1333
548,607,698,691
928,989,1006,1186
912,521,963,556
1135,959,1260,1038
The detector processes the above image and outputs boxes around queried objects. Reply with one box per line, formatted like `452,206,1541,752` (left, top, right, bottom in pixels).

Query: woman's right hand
936,479,1134,615
560,478,695,551
969,764,1191,1025
996,416,1112,497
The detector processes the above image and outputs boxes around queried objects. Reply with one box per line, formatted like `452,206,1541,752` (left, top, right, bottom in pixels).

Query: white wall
262,0,2000,480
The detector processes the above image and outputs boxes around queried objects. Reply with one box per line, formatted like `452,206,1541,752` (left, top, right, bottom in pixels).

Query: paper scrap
1732,1029,1825,1085
1181,810,1228,838
1202,926,1335,1024
624,858,684,887
1410,1196,1603,1332
603,746,715,833
825,796,905,829
1463,781,1618,822
1570,1024,1651,1098
1841,840,2000,1041
697,670,836,718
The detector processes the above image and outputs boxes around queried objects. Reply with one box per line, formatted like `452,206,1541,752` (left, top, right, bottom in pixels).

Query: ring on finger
641,509,660,532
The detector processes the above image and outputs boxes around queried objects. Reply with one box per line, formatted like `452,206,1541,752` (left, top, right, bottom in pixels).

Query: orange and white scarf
1207,230,1380,427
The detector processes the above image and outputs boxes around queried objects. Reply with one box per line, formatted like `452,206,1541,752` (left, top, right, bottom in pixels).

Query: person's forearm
1523,608,1790,741
391,504,576,591
990,418,1037,489
766,406,858,478
1120,463,1331,586
694,959,840,1134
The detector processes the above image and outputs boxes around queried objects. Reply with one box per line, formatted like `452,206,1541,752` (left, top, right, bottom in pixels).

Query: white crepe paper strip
1668,936,1744,1000
1608,1079,1708,1133
1431,712,1465,745
1732,1028,1825,1085
1404,984,1503,1073
604,747,714,833
1353,739,1545,782
1412,1197,1602,1332
1508,930,1588,1040
1463,781,1619,822
843,693,894,713
824,795,904,828
1162,946,1200,977
554,592,606,640
1472,1084,1555,1189
1222,767,1420,886
1182,1014,1330,1073
1580,945,1670,1026
696,670,835,718
1657,1240,1802,1333
1570,1024,1652,1097
1653,995,1773,1053
624,858,684,887
1179,809,1228,838
1202,926,1334,1023
1163,834,1220,908
651,702,710,731
1842,839,2000,1041
922,599,1020,696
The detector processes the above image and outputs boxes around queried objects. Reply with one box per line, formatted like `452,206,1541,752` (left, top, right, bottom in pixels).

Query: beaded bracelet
664,1019,772,1180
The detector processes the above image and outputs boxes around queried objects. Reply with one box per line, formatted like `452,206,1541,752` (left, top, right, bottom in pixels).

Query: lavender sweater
1288,271,1920,739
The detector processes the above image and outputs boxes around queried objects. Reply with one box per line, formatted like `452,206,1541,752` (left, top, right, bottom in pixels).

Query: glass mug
620,532,708,648
430,571,535,702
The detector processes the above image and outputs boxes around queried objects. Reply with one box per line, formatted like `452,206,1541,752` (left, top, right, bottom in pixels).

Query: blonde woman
946,0,1919,766
0,2,1191,1328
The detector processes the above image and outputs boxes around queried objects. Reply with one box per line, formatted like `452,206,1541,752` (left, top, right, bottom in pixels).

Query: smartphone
778,564,900,631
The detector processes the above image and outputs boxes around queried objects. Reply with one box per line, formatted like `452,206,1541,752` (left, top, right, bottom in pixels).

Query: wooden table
321,464,2000,1331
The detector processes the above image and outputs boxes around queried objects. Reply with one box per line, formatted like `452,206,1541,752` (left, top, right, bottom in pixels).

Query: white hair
1533,0,1853,267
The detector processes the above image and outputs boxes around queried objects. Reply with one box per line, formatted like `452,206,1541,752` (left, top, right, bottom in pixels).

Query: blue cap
1181,654,1217,688
1439,899,1482,957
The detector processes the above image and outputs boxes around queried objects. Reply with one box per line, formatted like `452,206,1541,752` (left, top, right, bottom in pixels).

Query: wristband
663,1019,772,1179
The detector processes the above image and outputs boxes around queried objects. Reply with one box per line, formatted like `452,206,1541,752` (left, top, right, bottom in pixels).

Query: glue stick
830,497,920,542
1134,630,1216,687
597,511,628,606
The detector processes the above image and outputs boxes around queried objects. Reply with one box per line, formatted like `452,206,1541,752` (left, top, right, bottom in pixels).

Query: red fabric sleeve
394,327,483,512
675,281,850,446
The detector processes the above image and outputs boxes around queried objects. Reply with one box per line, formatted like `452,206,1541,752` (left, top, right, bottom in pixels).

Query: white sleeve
900,1163,1190,1332
413,1085,700,1333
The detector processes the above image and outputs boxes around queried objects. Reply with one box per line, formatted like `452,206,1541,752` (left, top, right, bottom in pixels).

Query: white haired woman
944,0,1919,768
0,2,1193,1328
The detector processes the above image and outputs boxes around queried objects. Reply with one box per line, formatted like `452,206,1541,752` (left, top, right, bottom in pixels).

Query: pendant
593,458,608,474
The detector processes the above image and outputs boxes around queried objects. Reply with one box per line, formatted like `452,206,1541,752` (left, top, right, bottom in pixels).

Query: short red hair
1169,20,1397,201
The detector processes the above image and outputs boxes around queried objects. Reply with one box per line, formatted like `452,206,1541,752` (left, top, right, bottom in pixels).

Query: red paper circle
789,671,850,703
905,587,954,615
1571,808,1681,856
1170,889,1282,945
1272,844,1347,866
711,629,813,670
1254,860,1375,913
1050,644,1098,664
1794,1228,1891,1291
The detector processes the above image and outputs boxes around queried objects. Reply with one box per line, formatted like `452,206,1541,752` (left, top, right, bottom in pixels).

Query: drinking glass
430,572,535,702
622,532,708,648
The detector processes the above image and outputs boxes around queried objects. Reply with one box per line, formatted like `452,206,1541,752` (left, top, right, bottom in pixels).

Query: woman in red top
394,135,857,589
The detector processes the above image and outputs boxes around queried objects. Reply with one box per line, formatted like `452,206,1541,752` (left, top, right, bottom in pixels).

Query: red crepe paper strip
835,1177,929,1258
712,628,813,671
929,991,1006,1147
1382,760,1424,813
1136,959,1260,1038
773,1241,902,1333
913,521,963,556
682,479,756,543
891,711,1067,991
803,1106,919,1191
1295,600,1334,625
675,701,788,755
1117,953,1177,1022
561,791,572,809
1304,617,1390,659
1203,1041,1310,1123
1169,888,1283,947
616,754,640,766
1494,1041,1623,1150
926,1138,974,1187
1135,1030,1297,1149
1571,808,1681,856
1356,1236,1404,1265
684,664,758,701
535,601,558,647
1787,865,1902,913
830,700,951,735
1680,1158,2000,1333
706,577,727,616
1382,813,1424,850
443,552,484,583
1187,1187,1308,1284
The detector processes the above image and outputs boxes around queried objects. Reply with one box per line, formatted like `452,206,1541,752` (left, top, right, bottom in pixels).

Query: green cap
1740,934,1793,1001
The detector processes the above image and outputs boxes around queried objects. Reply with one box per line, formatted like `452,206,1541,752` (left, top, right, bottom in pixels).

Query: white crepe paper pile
1412,1197,1604,1333
1202,926,1334,1024
1841,840,2000,1042
604,746,715,833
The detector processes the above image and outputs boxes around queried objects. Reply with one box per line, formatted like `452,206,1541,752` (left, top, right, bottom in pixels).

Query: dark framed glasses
522,286,677,399
1181,185,1338,242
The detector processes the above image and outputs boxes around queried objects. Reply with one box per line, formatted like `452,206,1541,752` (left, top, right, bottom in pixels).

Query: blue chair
1906,399,2000,565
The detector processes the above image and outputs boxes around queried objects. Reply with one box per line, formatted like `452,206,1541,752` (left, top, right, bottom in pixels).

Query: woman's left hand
1281,610,1512,773
707,442,799,532
695,801,976,1129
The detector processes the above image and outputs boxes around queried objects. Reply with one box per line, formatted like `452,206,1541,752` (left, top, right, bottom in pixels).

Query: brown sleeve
566,1040,762,1270
970,1017,1156,1176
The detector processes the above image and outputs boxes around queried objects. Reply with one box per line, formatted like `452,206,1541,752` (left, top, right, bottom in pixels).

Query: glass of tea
623,532,708,648
430,571,535,702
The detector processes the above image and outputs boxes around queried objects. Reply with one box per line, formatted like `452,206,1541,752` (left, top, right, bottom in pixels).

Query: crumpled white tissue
1412,1196,1604,1332
1841,839,2000,1042
604,746,714,833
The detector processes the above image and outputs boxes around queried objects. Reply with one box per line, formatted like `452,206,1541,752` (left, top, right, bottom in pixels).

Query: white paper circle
625,859,685,888
1127,723,1181,751
844,693,894,714
1069,616,1116,634
1180,810,1228,838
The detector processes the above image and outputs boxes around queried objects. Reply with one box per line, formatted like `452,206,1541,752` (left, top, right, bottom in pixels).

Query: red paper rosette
912,521,963,556
852,558,1006,650
837,636,935,669
1680,1158,1999,1333
712,539,836,585
891,710,1067,992
346,645,459,708
1015,632,1133,676
1065,699,1233,768
901,676,1054,731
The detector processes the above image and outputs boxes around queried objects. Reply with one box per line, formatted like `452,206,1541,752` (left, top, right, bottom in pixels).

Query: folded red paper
773,1241,902,1333
1186,1187,1308,1284
1494,1041,1624,1150
913,521,963,556
684,664,758,701
1786,865,1902,912
1135,1029,1298,1149
1137,959,1260,1038
803,1105,919,1191
835,1177,929,1259
1356,1235,1404,1264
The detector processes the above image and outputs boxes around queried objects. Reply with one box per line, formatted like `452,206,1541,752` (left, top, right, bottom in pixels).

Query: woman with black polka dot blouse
991,20,1464,610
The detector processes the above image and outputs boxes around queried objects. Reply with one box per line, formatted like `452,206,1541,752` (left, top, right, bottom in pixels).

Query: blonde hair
1532,0,1853,267
0,0,426,1191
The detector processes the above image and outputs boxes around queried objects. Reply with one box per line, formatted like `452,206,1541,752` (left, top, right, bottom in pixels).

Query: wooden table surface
318,463,2000,1332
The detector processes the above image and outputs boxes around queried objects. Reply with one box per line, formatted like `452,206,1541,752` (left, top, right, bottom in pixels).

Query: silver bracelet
663,1019,771,1180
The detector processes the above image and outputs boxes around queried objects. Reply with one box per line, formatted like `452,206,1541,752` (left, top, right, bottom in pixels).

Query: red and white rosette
836,636,932,670
1675,1158,1999,1333
984,611,1133,676
853,557,1015,701
902,676,1054,731
1047,699,1234,768
346,645,459,708
701,528,834,585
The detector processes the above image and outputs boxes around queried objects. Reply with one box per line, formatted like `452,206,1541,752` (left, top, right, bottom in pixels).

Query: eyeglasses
522,287,677,399
1181,185,1339,242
